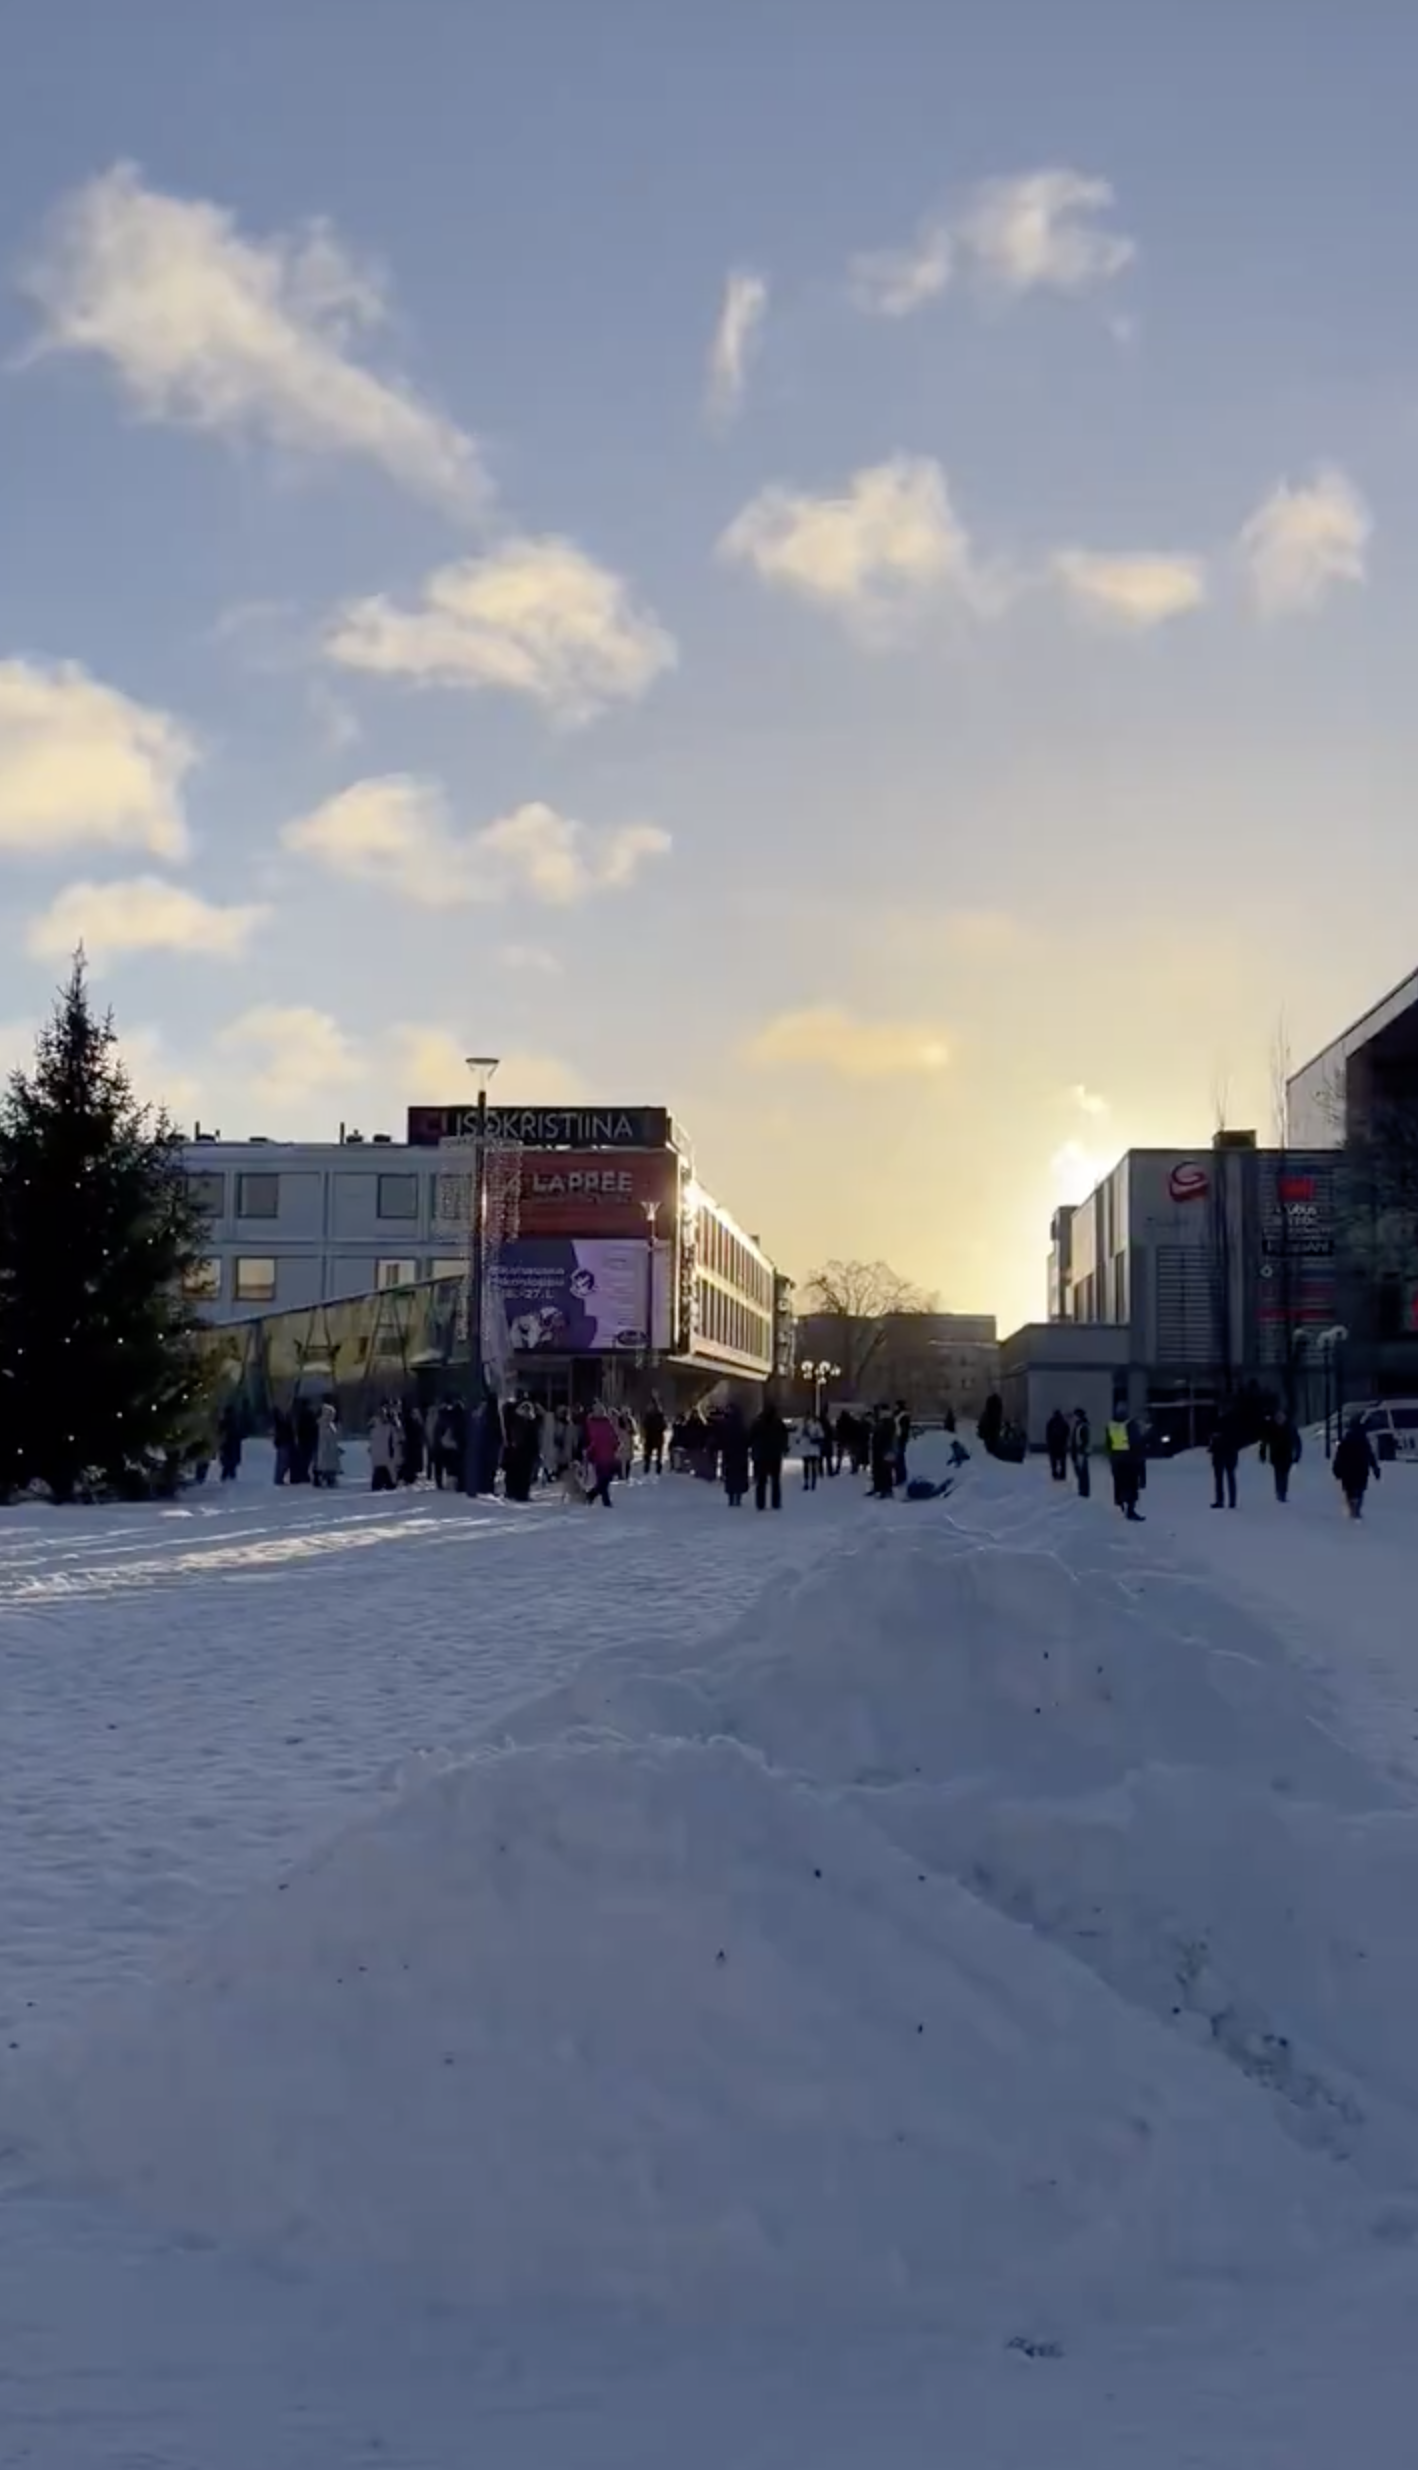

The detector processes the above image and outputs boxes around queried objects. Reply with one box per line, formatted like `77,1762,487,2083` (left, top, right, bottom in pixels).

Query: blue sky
1,0,1415,1329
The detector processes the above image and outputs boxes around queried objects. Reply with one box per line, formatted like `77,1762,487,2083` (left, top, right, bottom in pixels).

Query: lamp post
463,1056,499,1494
643,1198,660,1373
798,1358,841,1417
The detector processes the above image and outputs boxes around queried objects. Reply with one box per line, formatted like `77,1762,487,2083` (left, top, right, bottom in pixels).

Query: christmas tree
0,955,210,1502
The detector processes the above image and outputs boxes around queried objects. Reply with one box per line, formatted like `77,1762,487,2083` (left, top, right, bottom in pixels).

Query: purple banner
496,1237,652,1354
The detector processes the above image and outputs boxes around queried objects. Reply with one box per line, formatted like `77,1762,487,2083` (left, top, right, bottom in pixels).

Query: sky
2,0,1416,1334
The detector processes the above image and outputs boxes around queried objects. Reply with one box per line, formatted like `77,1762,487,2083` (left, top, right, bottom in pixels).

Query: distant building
793,1309,998,1422
180,1100,783,1394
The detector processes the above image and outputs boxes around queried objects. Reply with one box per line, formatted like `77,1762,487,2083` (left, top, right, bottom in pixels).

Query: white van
1344,1401,1418,1463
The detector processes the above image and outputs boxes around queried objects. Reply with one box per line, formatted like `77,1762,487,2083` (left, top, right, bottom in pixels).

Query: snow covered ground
3,1440,1418,2464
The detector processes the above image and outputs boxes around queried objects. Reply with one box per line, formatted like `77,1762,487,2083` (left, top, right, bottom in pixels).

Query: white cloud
25,875,267,965
1238,466,1371,617
498,942,562,977
1050,1137,1110,1205
746,1004,950,1080
958,169,1135,296
114,1024,204,1122
1070,1082,1111,1119
282,775,670,908
388,1024,584,1105
719,455,990,632
21,163,485,514
847,167,1132,318
0,658,194,857
1052,548,1207,628
324,535,676,725
216,1004,363,1106
847,219,954,318
706,269,768,423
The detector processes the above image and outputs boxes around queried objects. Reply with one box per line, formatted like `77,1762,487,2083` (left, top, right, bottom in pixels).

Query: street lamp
463,1055,499,1494
798,1358,841,1416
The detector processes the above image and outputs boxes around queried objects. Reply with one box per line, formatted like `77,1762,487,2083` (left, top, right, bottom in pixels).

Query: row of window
694,1207,772,1312
695,1273,772,1364
183,1255,466,1305
187,1170,424,1223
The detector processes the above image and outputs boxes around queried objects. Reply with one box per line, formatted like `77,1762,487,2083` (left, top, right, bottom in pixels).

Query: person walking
642,1397,667,1476
369,1406,399,1493
749,1396,790,1512
1105,1414,1144,1520
313,1402,342,1488
1070,1407,1092,1499
1209,1406,1241,1510
583,1403,620,1507
1045,1407,1070,1482
800,1413,824,1491
1332,1415,1380,1519
721,1401,750,1508
820,1407,839,1477
893,1403,912,1490
1267,1410,1302,1504
217,1400,243,1483
869,1407,896,1498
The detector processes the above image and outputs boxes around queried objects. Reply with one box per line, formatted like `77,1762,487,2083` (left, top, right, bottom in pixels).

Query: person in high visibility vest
1106,1416,1144,1521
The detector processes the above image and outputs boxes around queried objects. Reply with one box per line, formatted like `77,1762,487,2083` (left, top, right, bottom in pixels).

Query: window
376,1258,418,1290
236,1172,279,1219
377,1172,419,1221
186,1171,224,1217
182,1257,222,1300
234,1257,277,1304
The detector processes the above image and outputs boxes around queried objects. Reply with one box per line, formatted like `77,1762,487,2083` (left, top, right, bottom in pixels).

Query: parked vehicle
1340,1400,1418,1463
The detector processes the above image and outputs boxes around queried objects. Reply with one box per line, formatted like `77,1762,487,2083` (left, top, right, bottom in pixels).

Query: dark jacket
1333,1424,1379,1493
1209,1415,1240,1470
720,1410,750,1488
748,1408,789,1470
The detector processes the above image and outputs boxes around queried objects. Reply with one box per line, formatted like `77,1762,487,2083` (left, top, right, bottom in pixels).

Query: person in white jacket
368,1406,399,1493
800,1415,824,1493
313,1401,342,1488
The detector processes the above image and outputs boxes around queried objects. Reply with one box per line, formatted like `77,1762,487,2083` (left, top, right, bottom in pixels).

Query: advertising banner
1256,1155,1339,1360
496,1237,672,1354
515,1148,679,1238
407,1104,671,1150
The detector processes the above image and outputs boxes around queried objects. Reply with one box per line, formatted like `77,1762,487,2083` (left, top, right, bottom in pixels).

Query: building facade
792,1309,999,1423
180,1102,783,1390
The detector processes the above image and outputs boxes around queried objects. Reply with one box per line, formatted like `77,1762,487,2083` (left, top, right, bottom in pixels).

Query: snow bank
22,1463,1414,2344
31,1728,1348,2334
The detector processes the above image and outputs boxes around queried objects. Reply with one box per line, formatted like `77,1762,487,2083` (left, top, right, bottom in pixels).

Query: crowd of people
1039,1397,1382,1522
668,1398,922,1508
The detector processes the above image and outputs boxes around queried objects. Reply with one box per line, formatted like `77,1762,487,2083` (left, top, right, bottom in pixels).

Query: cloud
1052,548,1207,628
498,942,562,976
0,658,194,857
282,774,671,908
1050,1137,1110,1205
324,536,676,725
706,269,768,424
1070,1082,1111,1119
21,163,485,514
958,169,1135,296
719,455,990,632
745,1004,950,1080
848,218,954,318
217,1003,362,1105
1238,466,1371,617
847,167,1132,318
388,1024,584,1104
25,875,267,965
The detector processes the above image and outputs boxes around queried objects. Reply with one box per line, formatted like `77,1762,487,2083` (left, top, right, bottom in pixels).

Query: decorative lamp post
798,1358,841,1417
642,1198,661,1371
463,1055,499,1493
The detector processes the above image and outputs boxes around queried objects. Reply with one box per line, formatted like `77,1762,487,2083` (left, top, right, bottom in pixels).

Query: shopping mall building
1002,965,1418,1447
182,1100,794,1413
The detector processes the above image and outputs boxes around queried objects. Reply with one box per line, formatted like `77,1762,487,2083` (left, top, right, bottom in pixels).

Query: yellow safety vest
1106,1421,1131,1454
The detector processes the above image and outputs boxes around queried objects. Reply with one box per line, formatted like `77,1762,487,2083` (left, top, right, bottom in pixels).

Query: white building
180,1136,467,1324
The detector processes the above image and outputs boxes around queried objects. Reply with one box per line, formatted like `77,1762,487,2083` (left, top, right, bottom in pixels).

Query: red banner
515,1148,679,1237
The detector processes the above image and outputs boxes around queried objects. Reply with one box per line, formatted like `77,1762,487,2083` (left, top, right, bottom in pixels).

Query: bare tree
799,1258,934,1396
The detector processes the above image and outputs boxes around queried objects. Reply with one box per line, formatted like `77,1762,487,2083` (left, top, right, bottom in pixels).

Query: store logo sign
1168,1161,1210,1205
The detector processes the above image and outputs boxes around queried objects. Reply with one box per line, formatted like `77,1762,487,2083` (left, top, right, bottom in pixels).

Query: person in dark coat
869,1407,896,1498
1266,1411,1301,1503
292,1400,318,1485
642,1398,667,1476
893,1402,911,1489
720,1403,750,1507
820,1408,838,1477
400,1400,426,1486
1070,1408,1092,1498
271,1404,293,1485
1045,1407,1070,1482
218,1400,243,1482
1333,1416,1380,1518
1209,1406,1241,1509
748,1397,789,1511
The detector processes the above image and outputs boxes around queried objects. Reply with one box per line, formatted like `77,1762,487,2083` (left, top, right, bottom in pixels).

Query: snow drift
21,1462,1416,2341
